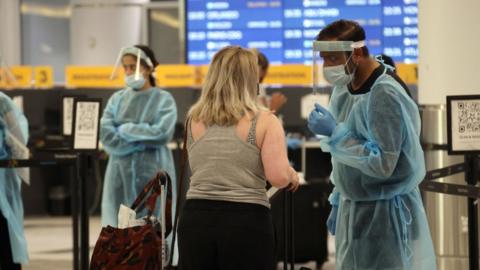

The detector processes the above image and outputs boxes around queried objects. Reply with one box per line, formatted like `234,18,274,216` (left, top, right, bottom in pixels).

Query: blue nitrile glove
307,103,336,136
327,191,340,235
287,137,302,150
327,206,338,235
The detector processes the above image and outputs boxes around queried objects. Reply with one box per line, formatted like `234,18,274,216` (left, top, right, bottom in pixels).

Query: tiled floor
22,216,335,270
23,216,101,270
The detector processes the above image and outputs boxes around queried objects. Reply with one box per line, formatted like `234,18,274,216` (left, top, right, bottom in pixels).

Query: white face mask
322,54,357,86
125,74,146,90
323,65,353,86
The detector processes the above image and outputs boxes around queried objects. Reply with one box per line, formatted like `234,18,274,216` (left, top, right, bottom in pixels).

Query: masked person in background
100,45,177,227
0,90,29,270
308,20,436,270
254,50,287,114
253,50,304,150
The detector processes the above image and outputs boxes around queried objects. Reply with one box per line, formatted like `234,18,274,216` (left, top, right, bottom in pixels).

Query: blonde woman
177,46,299,270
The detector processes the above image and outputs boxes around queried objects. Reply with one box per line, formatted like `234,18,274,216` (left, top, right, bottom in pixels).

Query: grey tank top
186,115,270,208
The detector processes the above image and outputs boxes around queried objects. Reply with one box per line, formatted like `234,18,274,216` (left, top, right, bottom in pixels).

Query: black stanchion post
0,157,82,270
465,154,479,270
72,157,80,270
283,190,288,270
79,153,92,270
289,191,294,270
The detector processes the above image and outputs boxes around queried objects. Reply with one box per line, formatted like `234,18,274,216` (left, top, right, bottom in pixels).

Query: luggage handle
167,117,190,268
130,171,173,235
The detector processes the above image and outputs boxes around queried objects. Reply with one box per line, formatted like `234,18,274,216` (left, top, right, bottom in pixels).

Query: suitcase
270,182,333,270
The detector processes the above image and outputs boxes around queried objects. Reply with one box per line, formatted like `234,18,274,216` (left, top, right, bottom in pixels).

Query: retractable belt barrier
419,153,480,270
420,162,480,199
0,154,90,270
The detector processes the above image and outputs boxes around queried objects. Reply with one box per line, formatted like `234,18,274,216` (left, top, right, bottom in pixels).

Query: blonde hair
188,46,261,126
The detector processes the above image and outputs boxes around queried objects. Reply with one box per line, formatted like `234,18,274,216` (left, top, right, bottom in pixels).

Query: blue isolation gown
321,66,436,270
100,87,177,227
0,91,29,264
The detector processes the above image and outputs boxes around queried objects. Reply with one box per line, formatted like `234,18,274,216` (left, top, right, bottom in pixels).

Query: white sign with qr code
73,101,100,150
450,99,480,152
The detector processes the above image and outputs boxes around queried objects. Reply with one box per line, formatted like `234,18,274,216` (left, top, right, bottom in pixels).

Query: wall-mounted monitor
185,0,418,65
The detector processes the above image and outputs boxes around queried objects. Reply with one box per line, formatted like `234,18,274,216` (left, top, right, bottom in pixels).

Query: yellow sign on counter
0,66,33,88
155,65,197,88
197,65,209,86
65,66,124,88
195,64,313,87
194,65,312,87
34,66,54,88
0,63,418,90
263,65,312,86
396,63,418,84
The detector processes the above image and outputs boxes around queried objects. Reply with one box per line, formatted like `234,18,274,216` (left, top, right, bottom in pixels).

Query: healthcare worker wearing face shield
0,61,30,269
308,20,436,270
100,45,177,227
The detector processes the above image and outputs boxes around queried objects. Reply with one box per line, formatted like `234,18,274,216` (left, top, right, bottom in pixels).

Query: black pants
178,199,275,270
0,214,21,270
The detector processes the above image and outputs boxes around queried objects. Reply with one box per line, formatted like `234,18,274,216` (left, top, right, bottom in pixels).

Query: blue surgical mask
323,54,357,86
125,74,145,90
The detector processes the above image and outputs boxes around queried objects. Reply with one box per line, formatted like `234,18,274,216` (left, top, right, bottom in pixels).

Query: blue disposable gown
0,92,29,264
100,87,177,227
321,69,436,269
328,82,357,124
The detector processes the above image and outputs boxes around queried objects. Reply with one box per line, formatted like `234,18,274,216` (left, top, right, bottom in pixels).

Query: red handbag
90,171,173,270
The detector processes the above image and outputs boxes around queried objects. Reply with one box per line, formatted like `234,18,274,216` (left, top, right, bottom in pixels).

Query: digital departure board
186,0,418,65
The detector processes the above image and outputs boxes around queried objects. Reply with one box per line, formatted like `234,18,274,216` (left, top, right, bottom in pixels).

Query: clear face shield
110,47,154,89
0,51,17,87
312,40,365,94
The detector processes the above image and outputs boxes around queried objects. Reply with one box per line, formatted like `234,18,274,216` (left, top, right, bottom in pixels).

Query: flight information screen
186,0,418,65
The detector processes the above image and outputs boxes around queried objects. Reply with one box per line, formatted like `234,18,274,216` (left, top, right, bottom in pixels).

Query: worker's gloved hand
327,205,338,235
307,103,336,136
286,137,302,150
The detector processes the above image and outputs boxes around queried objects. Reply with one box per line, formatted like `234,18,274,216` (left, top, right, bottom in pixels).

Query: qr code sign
457,101,480,133
77,103,97,132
